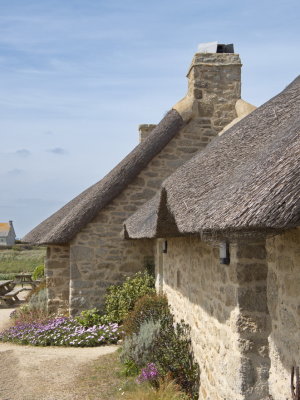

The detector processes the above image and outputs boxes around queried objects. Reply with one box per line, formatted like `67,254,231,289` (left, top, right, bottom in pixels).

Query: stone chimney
138,124,157,143
186,43,242,132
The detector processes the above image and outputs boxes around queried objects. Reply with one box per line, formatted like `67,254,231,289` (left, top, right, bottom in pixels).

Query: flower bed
0,316,121,347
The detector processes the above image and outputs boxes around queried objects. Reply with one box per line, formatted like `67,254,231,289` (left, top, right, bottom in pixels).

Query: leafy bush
121,294,200,399
76,308,102,327
0,317,121,347
121,319,161,368
32,264,44,280
25,281,46,304
102,272,155,324
121,359,140,377
152,317,199,399
123,294,168,336
119,376,189,400
28,287,47,310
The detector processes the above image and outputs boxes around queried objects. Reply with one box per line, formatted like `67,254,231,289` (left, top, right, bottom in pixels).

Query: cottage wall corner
155,237,271,400
267,229,300,400
46,245,70,314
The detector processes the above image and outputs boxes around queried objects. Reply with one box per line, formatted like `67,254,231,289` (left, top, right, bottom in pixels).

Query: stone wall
187,52,241,133
46,245,70,314
267,228,300,400
139,124,157,142
47,52,242,315
233,240,271,400
68,101,232,315
156,237,270,400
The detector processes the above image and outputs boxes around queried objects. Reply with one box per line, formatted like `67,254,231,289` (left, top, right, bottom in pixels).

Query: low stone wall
267,228,300,400
46,245,70,314
156,237,270,400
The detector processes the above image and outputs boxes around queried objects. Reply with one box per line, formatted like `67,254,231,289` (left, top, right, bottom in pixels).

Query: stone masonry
139,124,157,142
267,228,300,400
46,245,70,314
155,237,271,400
46,52,242,315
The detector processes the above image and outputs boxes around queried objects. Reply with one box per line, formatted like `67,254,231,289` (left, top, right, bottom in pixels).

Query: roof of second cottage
23,109,184,245
0,223,11,237
124,76,300,240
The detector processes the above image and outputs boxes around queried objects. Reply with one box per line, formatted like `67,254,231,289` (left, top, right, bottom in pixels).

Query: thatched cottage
0,221,16,247
24,44,247,316
124,76,300,400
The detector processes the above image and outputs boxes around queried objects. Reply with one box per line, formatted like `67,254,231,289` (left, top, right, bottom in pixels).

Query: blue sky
0,0,299,238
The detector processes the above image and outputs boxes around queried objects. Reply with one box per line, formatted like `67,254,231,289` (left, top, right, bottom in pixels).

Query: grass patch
75,352,188,399
0,273,16,280
75,351,126,399
0,247,46,273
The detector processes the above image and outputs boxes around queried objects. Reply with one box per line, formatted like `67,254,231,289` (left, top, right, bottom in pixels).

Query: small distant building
0,221,16,247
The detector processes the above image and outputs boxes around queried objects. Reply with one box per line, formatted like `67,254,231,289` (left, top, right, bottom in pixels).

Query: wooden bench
0,288,26,305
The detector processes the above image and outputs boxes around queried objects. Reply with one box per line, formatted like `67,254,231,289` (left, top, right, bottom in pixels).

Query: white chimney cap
197,41,218,53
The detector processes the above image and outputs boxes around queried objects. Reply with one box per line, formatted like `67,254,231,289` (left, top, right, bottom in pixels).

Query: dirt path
0,343,118,400
0,300,119,400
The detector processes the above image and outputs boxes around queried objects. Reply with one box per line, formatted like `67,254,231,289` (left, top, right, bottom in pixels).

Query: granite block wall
46,245,70,314
155,237,271,400
267,228,300,400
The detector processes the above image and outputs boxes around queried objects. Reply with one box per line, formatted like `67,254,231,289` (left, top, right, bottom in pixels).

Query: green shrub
28,287,47,309
152,317,199,399
102,272,155,324
123,294,168,336
26,281,46,302
144,256,155,277
121,319,161,368
120,359,140,377
76,308,102,327
121,294,200,399
32,264,44,280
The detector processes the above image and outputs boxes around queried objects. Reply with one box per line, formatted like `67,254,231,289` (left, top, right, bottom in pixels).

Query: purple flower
0,316,121,347
137,363,159,383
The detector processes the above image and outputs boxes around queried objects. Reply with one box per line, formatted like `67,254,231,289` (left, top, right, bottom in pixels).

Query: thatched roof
23,110,183,245
124,76,300,240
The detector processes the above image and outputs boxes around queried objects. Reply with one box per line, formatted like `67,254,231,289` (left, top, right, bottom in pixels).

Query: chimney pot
197,41,234,54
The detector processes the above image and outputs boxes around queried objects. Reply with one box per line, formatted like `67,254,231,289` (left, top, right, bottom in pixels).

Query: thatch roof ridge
124,75,300,239
23,110,183,244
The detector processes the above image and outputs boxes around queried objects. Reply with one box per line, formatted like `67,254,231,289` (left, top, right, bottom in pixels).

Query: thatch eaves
23,109,183,245
123,189,179,239
124,76,300,240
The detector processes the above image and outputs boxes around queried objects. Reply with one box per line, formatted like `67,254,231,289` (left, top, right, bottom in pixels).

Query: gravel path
0,343,118,400
0,298,118,400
